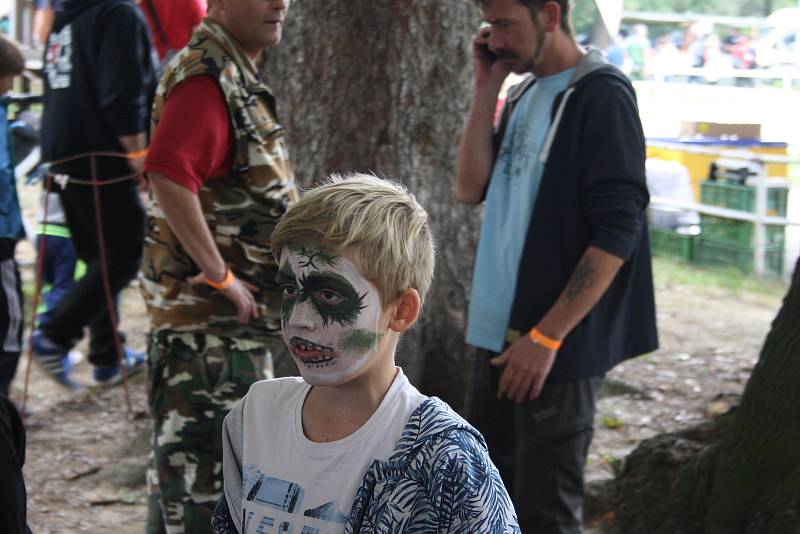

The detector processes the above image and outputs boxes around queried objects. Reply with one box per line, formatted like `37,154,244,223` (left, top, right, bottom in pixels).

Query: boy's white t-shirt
239,369,426,534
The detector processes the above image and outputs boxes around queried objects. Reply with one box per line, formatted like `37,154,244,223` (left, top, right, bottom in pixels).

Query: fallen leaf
705,401,730,417
602,417,625,430
63,466,101,482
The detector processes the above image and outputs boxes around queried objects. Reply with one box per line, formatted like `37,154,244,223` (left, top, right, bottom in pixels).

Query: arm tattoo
563,258,595,305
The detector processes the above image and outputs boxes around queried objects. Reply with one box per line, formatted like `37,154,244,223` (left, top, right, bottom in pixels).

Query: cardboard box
680,121,761,140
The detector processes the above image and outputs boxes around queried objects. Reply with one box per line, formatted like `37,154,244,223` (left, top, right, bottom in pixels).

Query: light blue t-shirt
466,68,574,352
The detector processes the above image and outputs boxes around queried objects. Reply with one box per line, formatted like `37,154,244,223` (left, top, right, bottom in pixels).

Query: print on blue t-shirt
467,68,574,353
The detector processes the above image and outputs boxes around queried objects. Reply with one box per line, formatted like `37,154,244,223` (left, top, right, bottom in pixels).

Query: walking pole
90,153,134,414
21,173,53,417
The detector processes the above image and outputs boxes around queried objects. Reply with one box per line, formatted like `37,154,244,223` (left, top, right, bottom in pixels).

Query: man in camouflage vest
141,0,297,531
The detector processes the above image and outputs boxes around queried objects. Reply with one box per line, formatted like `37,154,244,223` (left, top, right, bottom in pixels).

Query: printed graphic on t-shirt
45,24,73,89
243,465,349,534
496,121,537,185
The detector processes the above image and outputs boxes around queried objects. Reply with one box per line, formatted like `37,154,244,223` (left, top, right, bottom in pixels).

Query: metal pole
753,162,768,278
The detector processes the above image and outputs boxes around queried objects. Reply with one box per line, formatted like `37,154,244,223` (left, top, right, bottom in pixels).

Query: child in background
34,187,82,389
212,174,519,533
0,36,27,398
34,186,146,388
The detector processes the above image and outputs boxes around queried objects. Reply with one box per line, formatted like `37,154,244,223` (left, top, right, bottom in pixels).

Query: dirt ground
11,284,152,533
586,266,786,486
8,258,788,533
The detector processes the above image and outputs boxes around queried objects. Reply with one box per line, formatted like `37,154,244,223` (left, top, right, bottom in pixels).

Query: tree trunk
260,1,482,407
608,257,800,533
702,256,800,533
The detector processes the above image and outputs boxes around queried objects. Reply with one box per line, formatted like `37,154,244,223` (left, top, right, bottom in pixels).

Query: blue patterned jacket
0,103,24,241
212,397,520,533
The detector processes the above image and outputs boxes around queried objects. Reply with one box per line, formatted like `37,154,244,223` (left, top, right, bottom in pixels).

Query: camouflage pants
146,330,273,534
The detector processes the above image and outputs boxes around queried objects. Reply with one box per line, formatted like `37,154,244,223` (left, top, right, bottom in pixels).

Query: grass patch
653,256,790,298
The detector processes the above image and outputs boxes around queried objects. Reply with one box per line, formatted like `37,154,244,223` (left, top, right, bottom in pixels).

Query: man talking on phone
456,0,658,532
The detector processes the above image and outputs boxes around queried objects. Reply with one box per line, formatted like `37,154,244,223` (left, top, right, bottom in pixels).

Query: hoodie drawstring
539,86,575,164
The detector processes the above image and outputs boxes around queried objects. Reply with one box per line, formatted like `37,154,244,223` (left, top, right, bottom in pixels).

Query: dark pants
36,233,78,328
466,348,603,534
0,239,23,397
41,180,145,367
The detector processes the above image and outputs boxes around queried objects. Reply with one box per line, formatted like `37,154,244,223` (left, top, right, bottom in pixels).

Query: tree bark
608,257,800,533
702,256,800,533
260,1,482,407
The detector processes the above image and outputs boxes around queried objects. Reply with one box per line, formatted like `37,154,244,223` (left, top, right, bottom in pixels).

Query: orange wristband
529,327,563,350
127,149,148,159
205,267,234,290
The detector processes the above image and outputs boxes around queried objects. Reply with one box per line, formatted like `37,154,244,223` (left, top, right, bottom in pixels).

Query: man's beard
496,19,547,74
529,20,546,71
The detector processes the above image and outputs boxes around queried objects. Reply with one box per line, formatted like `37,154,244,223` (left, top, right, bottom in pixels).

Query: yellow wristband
127,149,148,159
205,268,234,290
529,327,562,350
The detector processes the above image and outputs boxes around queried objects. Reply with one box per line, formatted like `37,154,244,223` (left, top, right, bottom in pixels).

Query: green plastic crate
700,215,784,248
650,228,694,261
700,181,788,217
692,239,784,276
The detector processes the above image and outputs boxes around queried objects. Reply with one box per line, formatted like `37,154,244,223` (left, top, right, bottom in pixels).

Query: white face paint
277,245,383,386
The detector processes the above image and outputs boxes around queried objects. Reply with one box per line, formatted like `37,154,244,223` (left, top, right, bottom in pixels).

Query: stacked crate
649,226,695,262
695,180,787,276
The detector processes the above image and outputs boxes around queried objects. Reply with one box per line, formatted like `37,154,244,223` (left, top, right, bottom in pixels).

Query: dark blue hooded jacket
496,50,659,381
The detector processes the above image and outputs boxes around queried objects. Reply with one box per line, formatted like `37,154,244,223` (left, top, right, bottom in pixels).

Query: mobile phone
479,41,497,62
478,24,496,62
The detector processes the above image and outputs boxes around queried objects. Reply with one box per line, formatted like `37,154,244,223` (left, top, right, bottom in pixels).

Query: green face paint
288,244,337,270
341,329,382,353
277,260,297,324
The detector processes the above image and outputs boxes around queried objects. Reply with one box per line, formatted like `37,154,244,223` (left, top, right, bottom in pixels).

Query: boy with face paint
212,174,519,533
278,244,385,386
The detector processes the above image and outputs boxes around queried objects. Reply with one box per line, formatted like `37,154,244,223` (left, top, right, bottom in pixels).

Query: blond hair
271,173,435,307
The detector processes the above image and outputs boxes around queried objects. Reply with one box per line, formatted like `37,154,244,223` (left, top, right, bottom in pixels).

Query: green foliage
571,0,599,37
623,0,796,18
568,0,798,41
